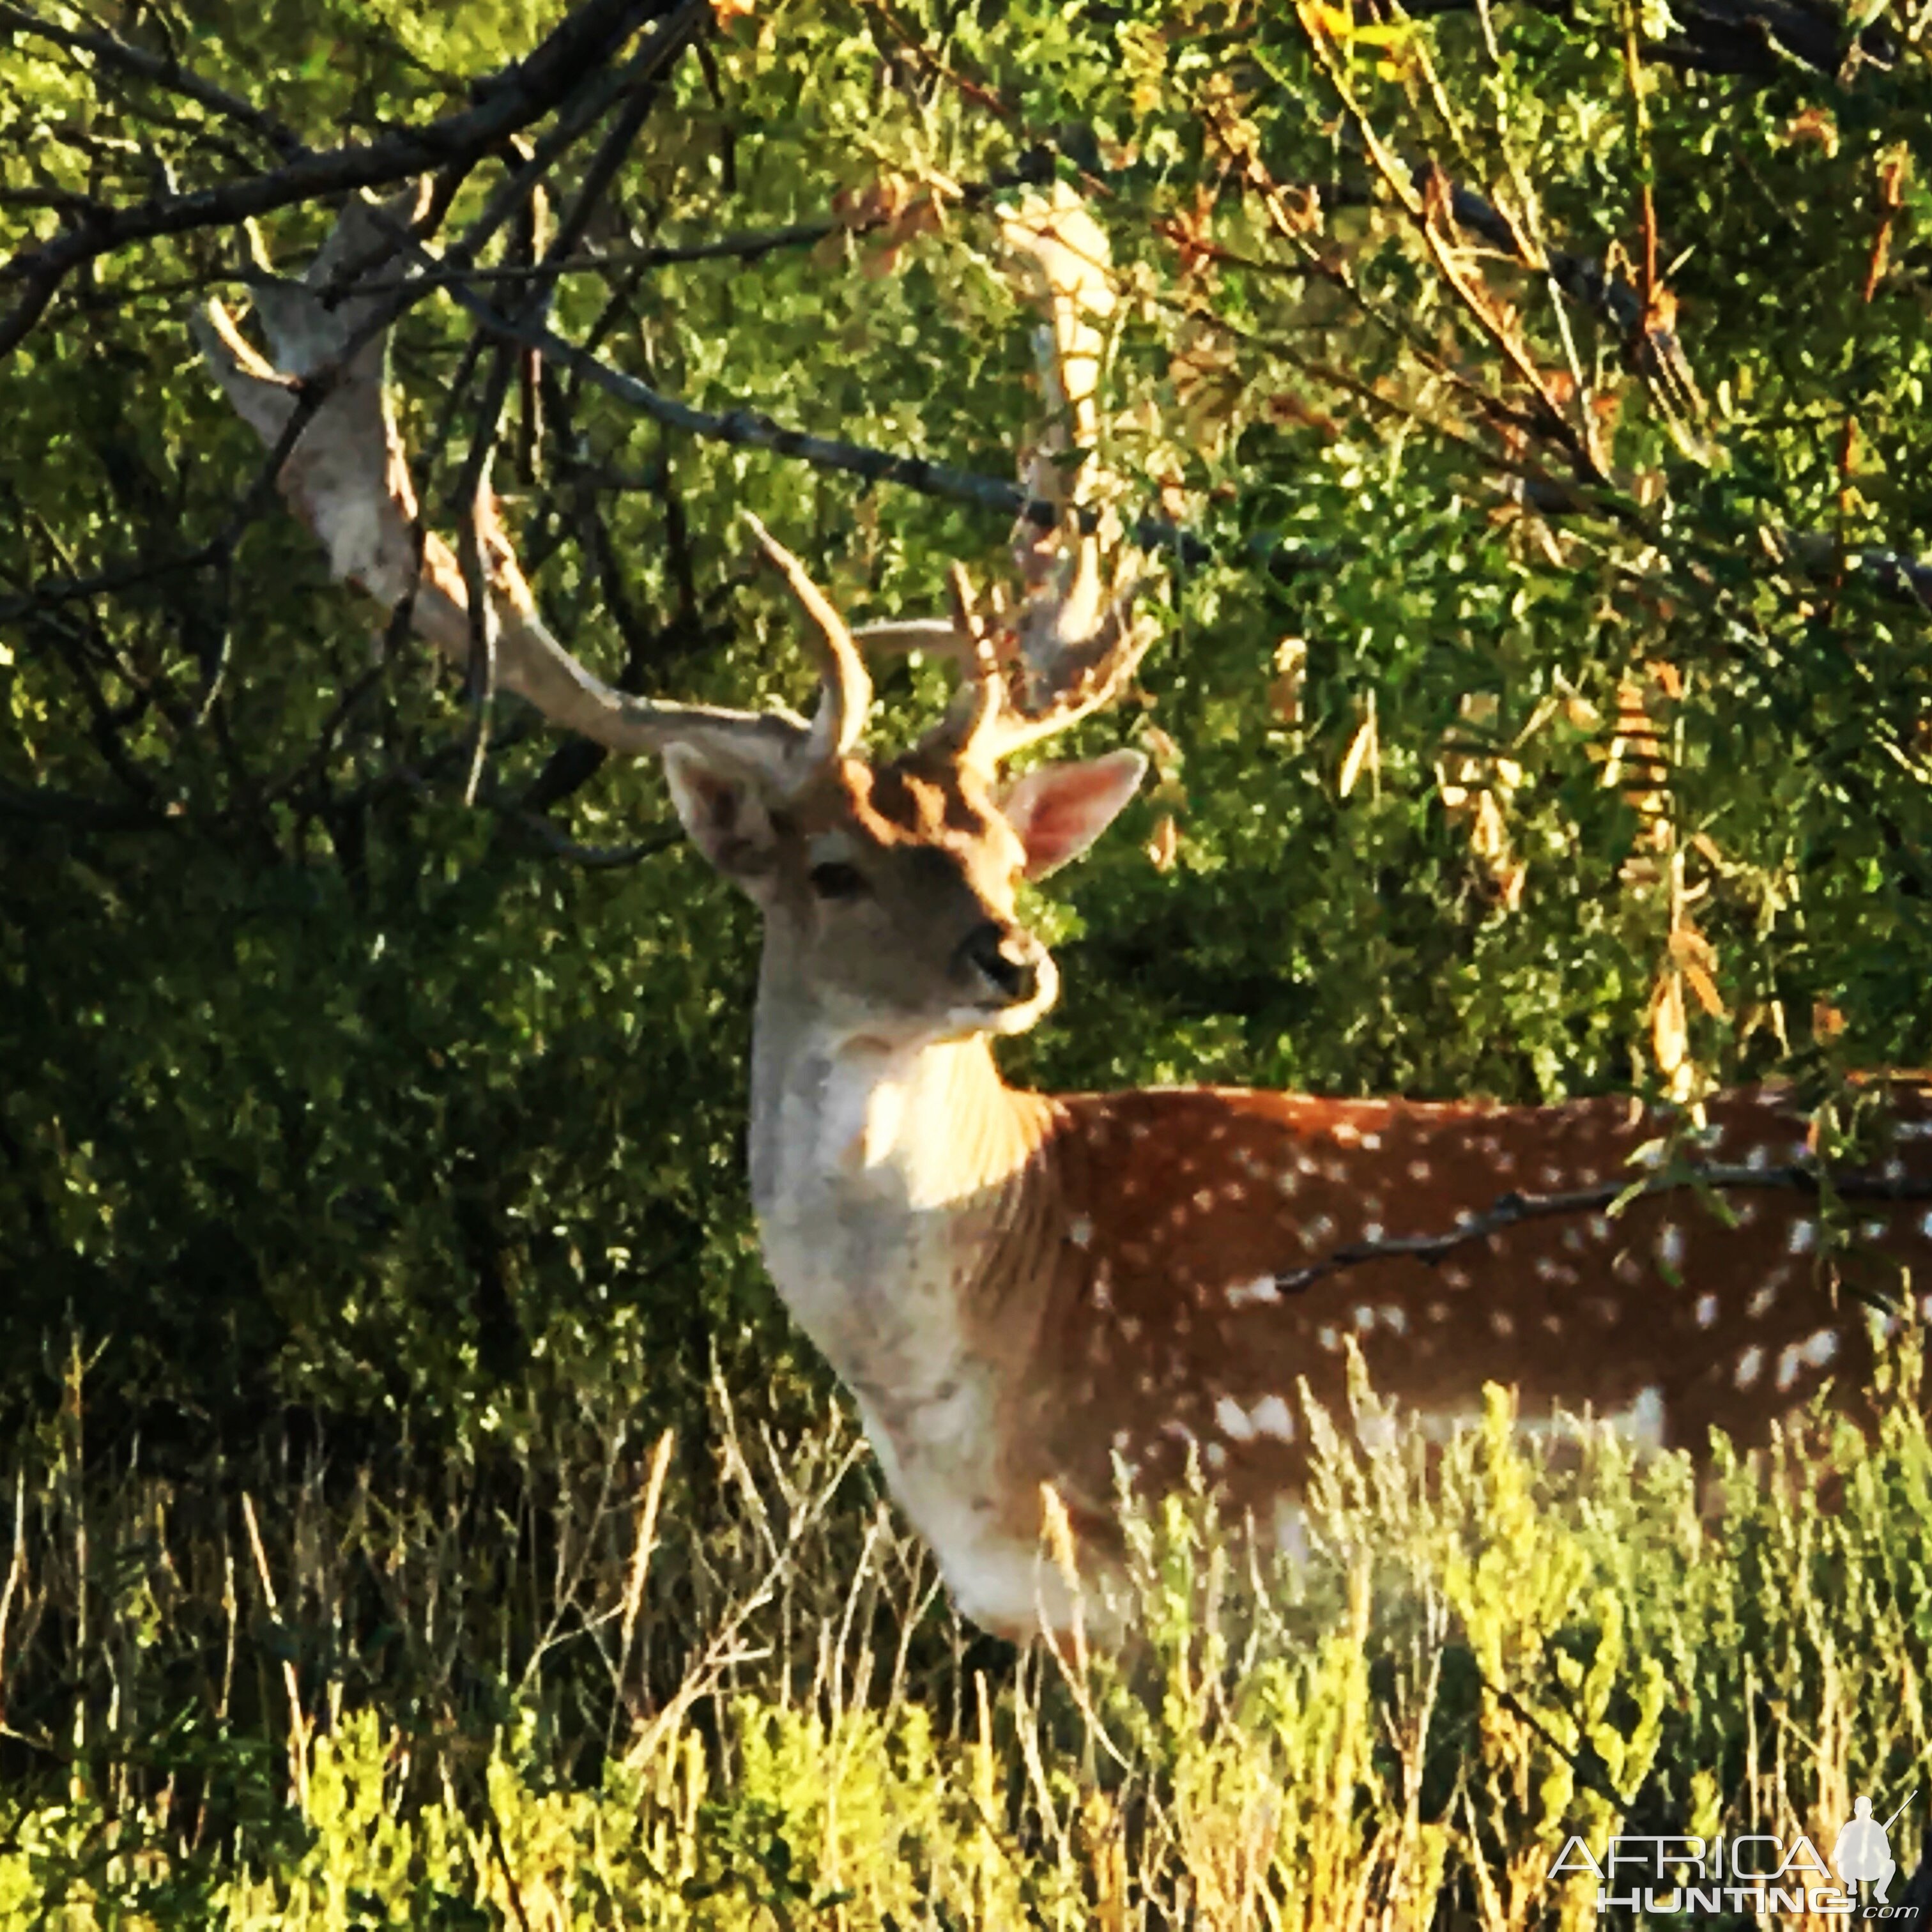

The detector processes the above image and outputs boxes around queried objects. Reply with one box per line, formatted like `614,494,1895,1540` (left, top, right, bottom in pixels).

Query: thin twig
0,0,680,358
1273,1162,1932,1298
239,1492,309,1812
0,1,307,160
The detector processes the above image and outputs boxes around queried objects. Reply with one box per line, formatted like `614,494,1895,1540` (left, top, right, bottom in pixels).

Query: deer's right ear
1000,749,1147,878
660,744,783,894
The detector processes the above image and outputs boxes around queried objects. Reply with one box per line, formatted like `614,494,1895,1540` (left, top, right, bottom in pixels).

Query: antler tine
740,512,872,773
981,583,1153,762
939,563,1006,772
871,569,1151,772
850,617,960,656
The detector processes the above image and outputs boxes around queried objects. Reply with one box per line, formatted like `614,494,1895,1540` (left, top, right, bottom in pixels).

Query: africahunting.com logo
1551,1792,1919,1918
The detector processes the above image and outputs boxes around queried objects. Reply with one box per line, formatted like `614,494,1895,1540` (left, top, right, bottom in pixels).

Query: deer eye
808,861,868,901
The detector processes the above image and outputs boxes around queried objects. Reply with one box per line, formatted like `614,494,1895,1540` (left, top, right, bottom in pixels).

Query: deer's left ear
999,749,1147,878
659,742,784,898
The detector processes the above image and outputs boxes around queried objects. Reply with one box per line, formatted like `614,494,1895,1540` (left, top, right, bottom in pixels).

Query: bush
3,1344,1928,1928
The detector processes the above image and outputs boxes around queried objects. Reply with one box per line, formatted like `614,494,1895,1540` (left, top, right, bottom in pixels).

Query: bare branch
0,2,306,160
1398,0,1894,79
1272,1161,1932,1300
496,804,679,868
0,0,694,360
435,263,1068,526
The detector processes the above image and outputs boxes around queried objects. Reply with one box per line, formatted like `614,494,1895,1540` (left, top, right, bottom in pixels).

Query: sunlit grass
2,1342,1928,1927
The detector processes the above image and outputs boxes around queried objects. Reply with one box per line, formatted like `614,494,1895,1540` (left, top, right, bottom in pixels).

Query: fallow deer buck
201,192,1932,1641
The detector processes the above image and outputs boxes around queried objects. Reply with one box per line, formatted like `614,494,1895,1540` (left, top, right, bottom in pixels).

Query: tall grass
3,1338,1928,1928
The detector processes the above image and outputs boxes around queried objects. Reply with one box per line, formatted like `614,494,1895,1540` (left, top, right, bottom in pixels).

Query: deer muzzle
957,923,1048,1011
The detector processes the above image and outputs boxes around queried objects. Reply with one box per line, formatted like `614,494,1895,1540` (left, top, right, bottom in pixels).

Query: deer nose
959,923,1040,1005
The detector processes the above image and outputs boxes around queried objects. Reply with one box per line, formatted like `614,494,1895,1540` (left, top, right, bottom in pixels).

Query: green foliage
4,0,1929,1430
2,1360,1929,1926
3,0,1931,1920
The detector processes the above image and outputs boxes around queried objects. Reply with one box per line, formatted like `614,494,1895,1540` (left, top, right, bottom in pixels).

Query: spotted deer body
739,877,1932,1635
204,190,1932,1644
700,740,1932,1638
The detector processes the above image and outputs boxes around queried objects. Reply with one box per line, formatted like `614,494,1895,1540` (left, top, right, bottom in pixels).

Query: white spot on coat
1356,1412,1400,1453
1773,1334,1836,1393
1227,1275,1281,1308
1251,1394,1296,1442
1215,1395,1257,1443
1799,1328,1839,1368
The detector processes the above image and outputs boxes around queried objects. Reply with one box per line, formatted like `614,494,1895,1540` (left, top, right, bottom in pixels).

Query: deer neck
746,951,1054,1413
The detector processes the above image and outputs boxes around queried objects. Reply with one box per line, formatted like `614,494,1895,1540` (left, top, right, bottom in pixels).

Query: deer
198,190,1932,1641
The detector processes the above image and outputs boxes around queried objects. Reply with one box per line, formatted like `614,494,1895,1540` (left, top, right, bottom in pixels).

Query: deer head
654,181,1153,1059
655,544,1147,1054
197,191,1150,1062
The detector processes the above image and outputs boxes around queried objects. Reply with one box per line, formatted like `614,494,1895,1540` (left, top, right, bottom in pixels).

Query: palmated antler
194,192,868,793
854,185,1153,774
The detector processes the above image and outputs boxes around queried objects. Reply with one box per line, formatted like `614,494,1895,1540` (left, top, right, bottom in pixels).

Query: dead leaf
1652,969,1689,1079
1338,709,1378,799
1269,639,1307,724
1146,814,1179,871
1262,390,1342,439
1781,107,1840,157
1683,962,1728,1020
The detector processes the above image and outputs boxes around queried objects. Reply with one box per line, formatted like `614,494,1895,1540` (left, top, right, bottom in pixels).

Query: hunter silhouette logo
1836,1795,1913,1907
1551,1790,1921,1918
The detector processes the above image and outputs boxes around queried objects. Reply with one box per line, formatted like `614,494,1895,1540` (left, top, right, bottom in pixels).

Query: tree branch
1381,0,1894,80
1273,1161,1932,1300
0,2,307,161
0,0,687,360
404,233,1205,553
